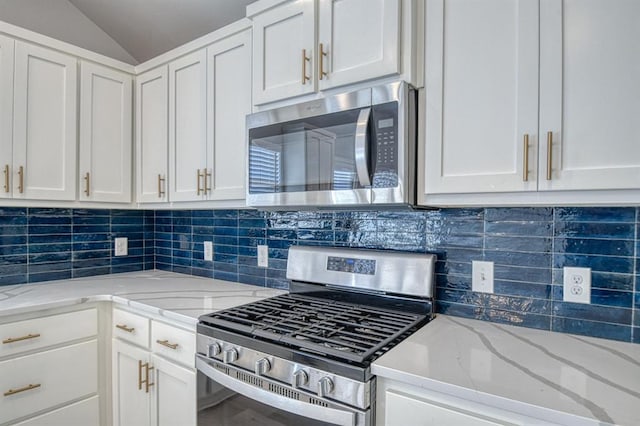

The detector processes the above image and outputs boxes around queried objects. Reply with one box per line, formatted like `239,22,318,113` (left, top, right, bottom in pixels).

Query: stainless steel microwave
246,81,417,208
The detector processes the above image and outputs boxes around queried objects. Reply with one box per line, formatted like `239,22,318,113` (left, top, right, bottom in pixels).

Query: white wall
0,0,137,64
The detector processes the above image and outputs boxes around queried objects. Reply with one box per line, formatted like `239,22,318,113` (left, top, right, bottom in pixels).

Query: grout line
550,207,556,331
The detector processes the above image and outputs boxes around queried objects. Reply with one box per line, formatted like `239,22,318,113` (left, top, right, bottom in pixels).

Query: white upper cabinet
423,0,539,195
538,0,640,191
168,50,208,202
0,35,14,199
420,0,640,204
12,42,77,201
206,29,252,201
79,61,133,203
251,0,316,105
317,0,400,91
250,0,402,105
136,66,169,203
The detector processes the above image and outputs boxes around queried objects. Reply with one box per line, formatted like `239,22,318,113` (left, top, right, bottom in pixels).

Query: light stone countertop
0,270,285,326
372,315,640,426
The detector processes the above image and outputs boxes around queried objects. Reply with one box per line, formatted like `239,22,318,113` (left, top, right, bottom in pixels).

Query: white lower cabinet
112,311,196,426
0,308,99,425
378,379,559,426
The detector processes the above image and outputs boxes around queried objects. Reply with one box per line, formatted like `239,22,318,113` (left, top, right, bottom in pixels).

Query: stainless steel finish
287,246,436,299
197,355,365,426
223,348,238,364
318,376,334,398
246,81,414,208
247,87,371,129
292,369,309,389
354,108,372,187
255,357,271,376
197,335,371,410
207,342,221,357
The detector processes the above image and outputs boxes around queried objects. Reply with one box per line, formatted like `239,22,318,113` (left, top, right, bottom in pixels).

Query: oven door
196,355,369,426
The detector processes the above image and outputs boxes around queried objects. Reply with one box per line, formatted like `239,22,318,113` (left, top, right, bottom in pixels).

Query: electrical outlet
257,245,268,268
472,261,494,294
204,241,213,261
114,237,128,256
563,266,591,304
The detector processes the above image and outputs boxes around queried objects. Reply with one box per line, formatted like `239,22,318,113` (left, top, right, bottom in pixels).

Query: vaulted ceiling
0,0,255,64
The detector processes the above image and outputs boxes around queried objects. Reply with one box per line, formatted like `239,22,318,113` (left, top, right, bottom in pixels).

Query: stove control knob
318,376,334,398
223,348,238,364
255,358,271,376
292,370,308,389
207,342,221,358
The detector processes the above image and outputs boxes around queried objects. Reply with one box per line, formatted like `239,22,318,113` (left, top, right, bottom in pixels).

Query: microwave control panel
372,102,398,188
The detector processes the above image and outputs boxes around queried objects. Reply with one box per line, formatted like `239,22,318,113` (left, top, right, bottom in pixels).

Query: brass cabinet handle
522,134,530,182
138,360,143,390
158,174,166,198
18,166,23,194
3,164,8,193
319,43,328,80
4,383,41,397
145,362,154,393
546,131,553,180
196,169,204,195
156,339,179,350
84,172,90,196
205,169,212,194
3,333,40,344
115,324,135,333
301,49,311,84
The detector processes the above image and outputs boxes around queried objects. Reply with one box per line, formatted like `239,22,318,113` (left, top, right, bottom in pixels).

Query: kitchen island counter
373,315,640,425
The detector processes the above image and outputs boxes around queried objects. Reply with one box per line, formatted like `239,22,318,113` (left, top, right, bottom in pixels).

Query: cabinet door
79,61,132,203
168,50,208,202
423,0,539,195
136,66,169,203
112,339,151,426
539,0,640,191
206,29,252,201
318,0,400,91
13,42,77,200
252,0,316,105
150,354,196,426
0,35,13,199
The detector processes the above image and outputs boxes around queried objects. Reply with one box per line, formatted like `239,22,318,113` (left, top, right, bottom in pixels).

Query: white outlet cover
114,237,128,256
257,245,268,268
204,241,213,261
472,261,494,294
563,266,591,304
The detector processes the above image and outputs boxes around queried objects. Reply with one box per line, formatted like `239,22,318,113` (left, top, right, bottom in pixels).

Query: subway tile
552,301,631,324
551,317,631,342
551,269,635,291
553,254,633,274
554,207,636,223
29,270,71,283
484,250,551,269
485,207,552,222
554,222,635,240
554,238,634,257
485,221,553,237
0,274,27,285
485,235,552,253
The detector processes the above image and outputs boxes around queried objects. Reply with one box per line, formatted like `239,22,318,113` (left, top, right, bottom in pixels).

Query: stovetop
198,292,431,365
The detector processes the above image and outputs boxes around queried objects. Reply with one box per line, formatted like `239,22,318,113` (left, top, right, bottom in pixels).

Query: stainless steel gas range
195,246,436,426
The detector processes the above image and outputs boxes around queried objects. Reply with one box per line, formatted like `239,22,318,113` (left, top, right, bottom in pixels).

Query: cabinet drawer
0,340,98,424
13,395,99,426
151,320,195,367
0,309,97,358
113,308,150,348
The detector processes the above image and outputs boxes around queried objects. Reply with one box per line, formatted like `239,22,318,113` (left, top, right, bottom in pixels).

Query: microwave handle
354,107,372,187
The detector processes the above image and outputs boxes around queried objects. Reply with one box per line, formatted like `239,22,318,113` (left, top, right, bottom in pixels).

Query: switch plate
114,237,128,256
257,245,268,268
204,241,213,261
472,261,494,294
563,266,591,304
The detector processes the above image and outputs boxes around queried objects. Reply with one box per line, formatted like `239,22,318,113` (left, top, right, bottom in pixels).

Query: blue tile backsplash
0,206,638,345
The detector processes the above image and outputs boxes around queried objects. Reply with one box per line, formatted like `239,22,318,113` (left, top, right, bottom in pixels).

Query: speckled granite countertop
0,270,285,326
373,315,640,425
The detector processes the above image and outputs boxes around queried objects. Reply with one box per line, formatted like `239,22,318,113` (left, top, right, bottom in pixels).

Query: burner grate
205,293,427,363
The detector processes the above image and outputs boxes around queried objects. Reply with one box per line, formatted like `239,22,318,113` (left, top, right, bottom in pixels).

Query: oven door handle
354,107,372,187
196,355,356,426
